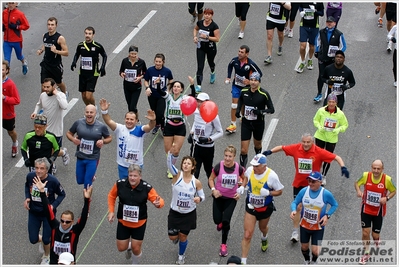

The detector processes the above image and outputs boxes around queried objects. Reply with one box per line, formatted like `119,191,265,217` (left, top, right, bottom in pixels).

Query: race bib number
303,207,318,224
221,174,237,189
123,204,139,222
168,106,182,116
331,83,343,95
31,186,48,202
81,57,93,70
151,76,166,89
79,138,94,155
124,149,139,164
304,8,315,20
125,69,137,82
365,191,381,207
323,118,337,131
270,3,281,16
327,45,339,57
249,193,265,207
176,199,191,209
198,29,210,42
53,241,70,255
194,124,206,137
244,106,257,120
234,74,246,87
298,158,312,174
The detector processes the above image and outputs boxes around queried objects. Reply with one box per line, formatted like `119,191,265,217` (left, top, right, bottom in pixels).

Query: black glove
70,62,76,71
9,23,18,30
24,159,31,167
327,79,335,85
314,52,319,59
235,111,241,119
99,68,106,77
262,150,272,156
252,109,263,115
340,84,350,91
341,166,350,178
198,137,209,144
187,134,193,144
391,37,396,43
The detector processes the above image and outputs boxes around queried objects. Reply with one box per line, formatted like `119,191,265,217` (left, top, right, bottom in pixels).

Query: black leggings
196,46,217,85
147,96,165,127
193,144,214,180
213,197,237,244
124,87,141,113
287,3,299,22
188,2,204,15
315,138,336,176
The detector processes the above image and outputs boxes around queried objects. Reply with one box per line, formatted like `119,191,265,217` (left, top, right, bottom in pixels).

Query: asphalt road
2,2,397,266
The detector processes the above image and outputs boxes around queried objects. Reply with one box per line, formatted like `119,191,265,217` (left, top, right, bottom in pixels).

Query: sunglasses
60,219,72,224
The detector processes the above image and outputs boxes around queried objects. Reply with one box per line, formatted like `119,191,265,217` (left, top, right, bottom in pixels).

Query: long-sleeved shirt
2,77,20,119
2,7,30,42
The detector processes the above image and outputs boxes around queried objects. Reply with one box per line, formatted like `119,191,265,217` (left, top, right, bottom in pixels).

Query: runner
235,2,251,39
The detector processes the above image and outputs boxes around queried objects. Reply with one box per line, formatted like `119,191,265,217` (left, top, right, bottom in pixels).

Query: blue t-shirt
144,66,173,98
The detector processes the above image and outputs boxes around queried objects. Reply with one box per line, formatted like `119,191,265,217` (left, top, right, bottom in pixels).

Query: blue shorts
3,41,24,65
231,84,243,99
76,158,99,188
299,26,319,45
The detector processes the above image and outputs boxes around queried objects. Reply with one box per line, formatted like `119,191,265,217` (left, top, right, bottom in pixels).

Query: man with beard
66,104,112,188
30,78,70,173
321,50,356,110
71,26,107,118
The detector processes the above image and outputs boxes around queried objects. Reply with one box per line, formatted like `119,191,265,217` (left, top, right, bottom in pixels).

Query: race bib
123,204,139,222
298,158,312,174
125,69,137,82
198,29,210,42
151,76,166,89
304,8,315,20
331,83,343,95
176,199,191,210
31,186,48,202
244,106,257,120
53,241,70,255
327,45,339,57
248,193,265,207
81,57,93,70
270,3,281,16
194,124,206,137
234,74,246,87
79,138,94,155
323,118,337,131
221,173,237,189
303,207,318,224
366,191,381,207
124,149,139,164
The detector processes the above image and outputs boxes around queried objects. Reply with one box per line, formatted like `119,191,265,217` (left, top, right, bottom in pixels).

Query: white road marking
15,98,79,168
262,118,279,151
112,10,157,54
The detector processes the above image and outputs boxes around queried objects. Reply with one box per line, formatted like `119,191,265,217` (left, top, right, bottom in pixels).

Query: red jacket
2,7,30,43
2,77,20,119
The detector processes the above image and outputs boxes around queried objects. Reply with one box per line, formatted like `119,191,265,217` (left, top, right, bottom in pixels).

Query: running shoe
176,255,185,265
92,175,97,182
238,32,244,39
277,46,283,56
191,15,196,23
313,94,323,102
387,41,392,52
41,255,50,265
167,169,173,179
291,230,299,243
375,6,381,14
304,260,310,265
62,148,70,166
261,239,269,252
264,55,273,64
195,85,202,93
51,163,57,175
219,244,228,257
125,248,132,259
226,124,236,134
283,27,289,36
296,63,305,73
12,145,18,158
210,72,216,84
22,60,28,75
152,125,160,134
378,18,383,28
394,81,397,87
216,222,222,231
307,59,313,70
359,254,371,265
288,29,294,38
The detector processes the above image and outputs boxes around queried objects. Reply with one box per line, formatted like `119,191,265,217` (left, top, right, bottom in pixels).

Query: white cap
196,92,210,101
58,252,74,265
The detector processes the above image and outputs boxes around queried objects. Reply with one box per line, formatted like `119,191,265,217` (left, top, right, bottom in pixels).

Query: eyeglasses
60,219,72,224
308,179,319,184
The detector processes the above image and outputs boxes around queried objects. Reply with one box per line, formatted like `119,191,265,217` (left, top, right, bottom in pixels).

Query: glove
235,111,241,119
24,159,31,167
260,188,270,197
71,62,76,71
99,68,106,77
391,37,396,43
187,134,193,144
236,186,245,195
341,166,350,178
314,52,319,59
198,137,209,144
262,150,272,156
332,128,340,134
300,11,305,17
327,79,335,85
252,109,262,115
340,84,350,91
8,23,18,30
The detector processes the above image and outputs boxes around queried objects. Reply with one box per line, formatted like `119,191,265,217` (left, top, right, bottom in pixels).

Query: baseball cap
307,171,322,181
227,255,242,265
335,50,345,58
196,92,210,101
58,252,74,265
250,154,267,166
326,16,336,22
34,114,47,125
249,72,261,82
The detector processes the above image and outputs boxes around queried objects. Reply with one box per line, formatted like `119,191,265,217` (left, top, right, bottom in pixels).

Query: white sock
13,140,18,147
132,251,142,264
241,257,247,264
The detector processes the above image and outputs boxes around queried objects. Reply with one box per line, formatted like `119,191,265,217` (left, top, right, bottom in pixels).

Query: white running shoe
291,231,299,243
41,255,50,265
288,29,294,38
238,32,244,39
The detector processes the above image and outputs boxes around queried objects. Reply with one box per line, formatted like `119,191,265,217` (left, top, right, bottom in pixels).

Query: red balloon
180,96,197,116
199,101,218,123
